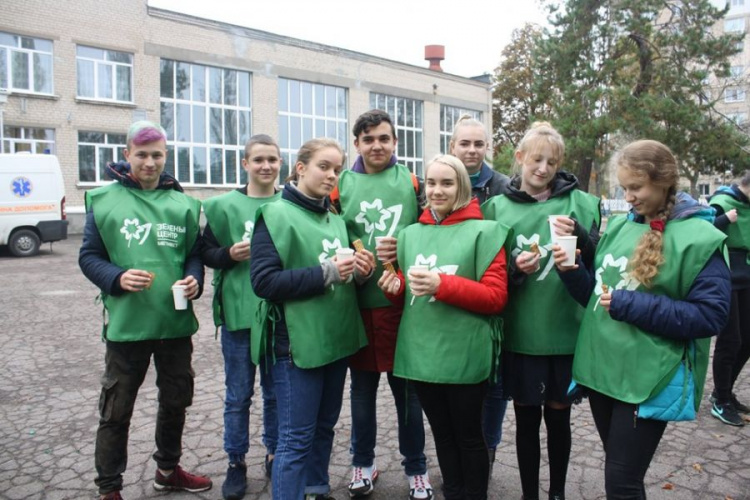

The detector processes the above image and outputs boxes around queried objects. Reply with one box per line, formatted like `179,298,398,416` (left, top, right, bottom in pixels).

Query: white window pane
176,62,190,100
0,48,7,88
177,104,191,142
193,147,207,183
11,50,29,89
97,63,113,99
238,72,250,108
116,65,131,101
77,59,95,97
193,105,206,143
77,46,103,59
192,67,205,102
33,53,52,93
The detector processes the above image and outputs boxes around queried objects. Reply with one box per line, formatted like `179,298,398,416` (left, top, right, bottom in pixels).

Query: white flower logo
513,234,555,281
120,218,152,247
242,220,254,242
593,253,640,309
354,198,403,245
319,238,343,263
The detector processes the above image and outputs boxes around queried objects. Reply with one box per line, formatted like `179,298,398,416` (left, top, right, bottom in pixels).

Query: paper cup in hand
336,248,355,262
557,236,577,266
548,215,566,244
172,285,188,310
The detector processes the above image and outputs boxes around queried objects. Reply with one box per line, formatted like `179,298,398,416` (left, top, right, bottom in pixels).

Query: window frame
724,87,746,103
77,131,127,184
439,105,483,154
2,126,55,154
76,45,134,103
0,31,54,94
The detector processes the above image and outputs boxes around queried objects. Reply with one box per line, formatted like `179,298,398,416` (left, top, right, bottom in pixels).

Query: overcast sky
148,0,548,77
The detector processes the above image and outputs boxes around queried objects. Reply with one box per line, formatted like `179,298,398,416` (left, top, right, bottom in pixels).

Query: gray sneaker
711,401,745,427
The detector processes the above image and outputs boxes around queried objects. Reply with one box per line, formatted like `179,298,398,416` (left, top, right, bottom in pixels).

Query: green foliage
492,143,516,175
504,0,750,195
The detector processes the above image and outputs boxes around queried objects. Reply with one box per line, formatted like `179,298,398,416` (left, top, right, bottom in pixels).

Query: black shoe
488,447,496,478
305,495,335,500
222,462,247,500
731,393,750,414
264,454,273,479
550,493,565,500
711,401,745,427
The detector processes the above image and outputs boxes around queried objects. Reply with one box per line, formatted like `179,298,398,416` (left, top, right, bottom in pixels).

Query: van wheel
9,229,41,257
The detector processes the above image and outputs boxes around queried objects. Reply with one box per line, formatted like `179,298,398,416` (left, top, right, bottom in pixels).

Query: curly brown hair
613,140,679,288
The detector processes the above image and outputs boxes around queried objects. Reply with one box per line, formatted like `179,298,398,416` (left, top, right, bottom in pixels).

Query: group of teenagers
78,109,749,500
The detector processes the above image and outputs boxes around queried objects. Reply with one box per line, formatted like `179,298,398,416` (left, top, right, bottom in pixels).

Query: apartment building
0,0,491,229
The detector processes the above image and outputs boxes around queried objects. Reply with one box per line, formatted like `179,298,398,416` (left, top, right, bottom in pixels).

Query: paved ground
0,235,748,500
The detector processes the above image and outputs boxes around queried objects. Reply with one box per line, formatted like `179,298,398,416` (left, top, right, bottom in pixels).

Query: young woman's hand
727,208,738,223
375,236,398,264
408,270,441,296
174,275,200,299
551,216,575,237
354,249,375,276
515,251,541,275
334,255,356,282
599,291,612,312
378,270,401,295
229,240,251,261
119,269,152,292
552,244,580,272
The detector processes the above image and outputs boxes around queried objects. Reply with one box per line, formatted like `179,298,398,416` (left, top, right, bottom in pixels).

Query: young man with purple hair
79,121,212,500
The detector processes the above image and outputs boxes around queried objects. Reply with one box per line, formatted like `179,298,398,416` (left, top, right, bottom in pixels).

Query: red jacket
385,198,508,314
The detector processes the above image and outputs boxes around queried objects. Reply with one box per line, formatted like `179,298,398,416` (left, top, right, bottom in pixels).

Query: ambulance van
0,153,68,256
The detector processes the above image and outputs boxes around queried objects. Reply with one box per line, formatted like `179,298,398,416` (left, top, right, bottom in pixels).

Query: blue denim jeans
272,355,348,499
482,374,508,450
350,369,427,475
221,326,277,463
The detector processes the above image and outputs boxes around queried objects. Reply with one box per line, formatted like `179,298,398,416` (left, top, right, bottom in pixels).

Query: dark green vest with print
85,183,201,342
203,189,280,331
257,199,367,368
574,216,726,406
393,219,510,384
481,190,600,355
338,165,419,308
710,193,750,251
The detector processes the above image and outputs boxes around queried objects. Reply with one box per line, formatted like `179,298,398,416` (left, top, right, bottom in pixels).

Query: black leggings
413,381,488,500
588,390,667,500
712,287,750,401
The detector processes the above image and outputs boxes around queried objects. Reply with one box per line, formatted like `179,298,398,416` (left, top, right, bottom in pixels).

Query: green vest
481,190,601,354
85,183,201,342
203,190,280,331
710,193,750,251
338,165,419,308
393,219,511,384
574,215,726,406
258,199,367,368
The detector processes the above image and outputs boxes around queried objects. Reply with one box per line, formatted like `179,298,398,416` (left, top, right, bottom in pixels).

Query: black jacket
472,162,511,205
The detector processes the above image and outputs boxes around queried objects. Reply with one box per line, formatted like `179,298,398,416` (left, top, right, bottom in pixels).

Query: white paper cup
557,235,578,266
336,248,355,262
172,285,188,310
548,215,566,244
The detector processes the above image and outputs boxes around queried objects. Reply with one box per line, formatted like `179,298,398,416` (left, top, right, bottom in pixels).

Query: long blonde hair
613,140,678,288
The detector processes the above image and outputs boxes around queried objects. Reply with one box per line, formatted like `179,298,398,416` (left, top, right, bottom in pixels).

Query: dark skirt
501,351,581,406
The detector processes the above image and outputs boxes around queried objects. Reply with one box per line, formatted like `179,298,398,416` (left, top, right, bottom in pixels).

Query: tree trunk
578,157,593,192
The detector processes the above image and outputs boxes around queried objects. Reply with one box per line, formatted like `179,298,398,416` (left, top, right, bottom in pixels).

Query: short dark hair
352,109,396,139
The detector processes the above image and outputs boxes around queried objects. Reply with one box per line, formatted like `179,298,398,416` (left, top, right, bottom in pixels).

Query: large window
727,112,747,125
0,32,53,94
370,93,423,176
725,18,745,33
2,126,54,154
160,59,252,185
725,87,746,102
277,78,348,181
77,46,133,102
78,131,127,183
439,105,482,154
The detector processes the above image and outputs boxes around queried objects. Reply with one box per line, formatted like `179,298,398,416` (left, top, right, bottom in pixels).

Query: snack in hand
146,272,156,290
602,284,609,294
352,239,365,253
530,242,540,255
383,261,396,273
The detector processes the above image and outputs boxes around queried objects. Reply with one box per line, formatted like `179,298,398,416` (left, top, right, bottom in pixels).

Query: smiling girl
554,139,731,498
250,138,373,500
378,154,509,500
481,122,600,500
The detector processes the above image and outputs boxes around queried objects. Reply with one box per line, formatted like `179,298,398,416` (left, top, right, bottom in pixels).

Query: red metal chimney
425,45,445,72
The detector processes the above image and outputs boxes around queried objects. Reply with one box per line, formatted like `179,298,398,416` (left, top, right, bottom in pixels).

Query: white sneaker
408,472,434,500
348,464,378,498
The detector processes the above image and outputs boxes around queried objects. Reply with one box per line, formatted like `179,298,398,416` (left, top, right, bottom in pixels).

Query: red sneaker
100,492,123,500
153,465,212,493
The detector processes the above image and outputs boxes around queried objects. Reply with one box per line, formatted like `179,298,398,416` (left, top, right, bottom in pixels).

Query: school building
1,0,492,230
